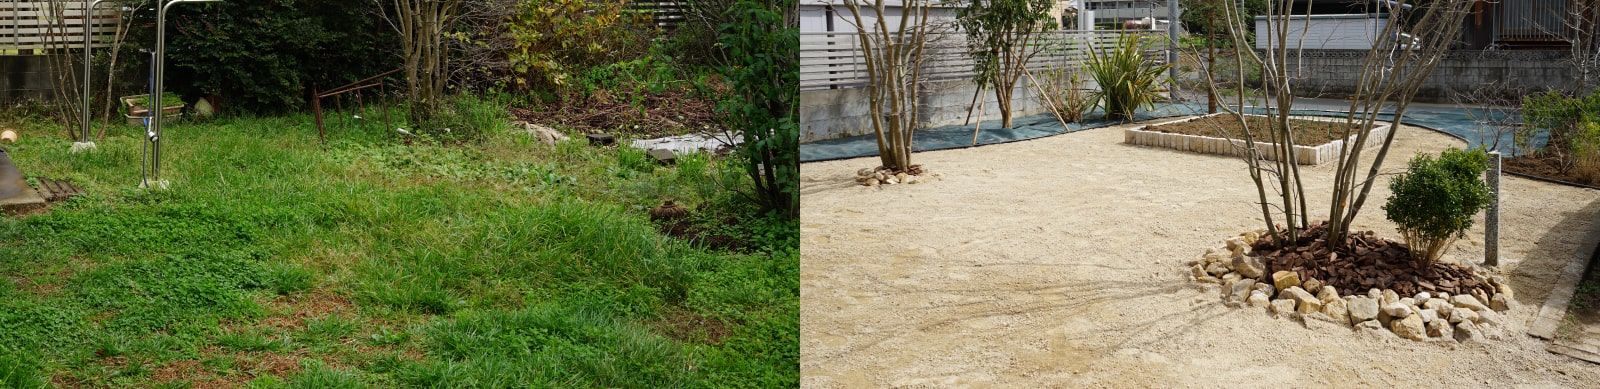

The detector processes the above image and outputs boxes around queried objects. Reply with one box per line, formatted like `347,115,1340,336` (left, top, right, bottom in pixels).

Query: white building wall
1254,14,1389,50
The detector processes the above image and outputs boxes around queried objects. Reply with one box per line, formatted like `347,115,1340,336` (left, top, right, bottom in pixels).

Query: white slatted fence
801,30,1167,91
0,1,119,53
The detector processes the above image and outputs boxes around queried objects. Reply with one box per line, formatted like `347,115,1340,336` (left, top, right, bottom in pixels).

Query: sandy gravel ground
800,121,1600,388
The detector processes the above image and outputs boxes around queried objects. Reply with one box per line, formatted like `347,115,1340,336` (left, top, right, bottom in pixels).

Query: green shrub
1521,90,1600,158
718,0,799,219
1382,147,1494,264
1085,34,1172,121
1034,67,1091,123
507,0,657,97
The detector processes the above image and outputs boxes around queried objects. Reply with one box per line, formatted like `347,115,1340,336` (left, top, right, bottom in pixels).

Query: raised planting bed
122,94,184,126
1124,113,1389,165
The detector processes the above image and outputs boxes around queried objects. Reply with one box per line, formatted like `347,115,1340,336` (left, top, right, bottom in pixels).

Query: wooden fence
800,30,1167,91
0,1,118,53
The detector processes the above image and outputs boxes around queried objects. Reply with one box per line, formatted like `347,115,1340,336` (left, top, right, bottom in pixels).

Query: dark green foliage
956,0,1056,89
124,0,398,115
1383,147,1494,263
1521,90,1600,156
1181,0,1266,45
718,0,799,219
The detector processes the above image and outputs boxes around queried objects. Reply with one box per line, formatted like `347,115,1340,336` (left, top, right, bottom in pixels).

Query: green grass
0,97,797,387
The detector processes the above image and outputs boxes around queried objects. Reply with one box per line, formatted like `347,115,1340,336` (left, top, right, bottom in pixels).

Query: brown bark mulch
1251,221,1496,299
1146,114,1375,147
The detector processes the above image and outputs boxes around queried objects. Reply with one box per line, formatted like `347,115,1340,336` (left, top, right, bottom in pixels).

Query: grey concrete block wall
1276,49,1575,101
801,79,1050,143
0,55,62,102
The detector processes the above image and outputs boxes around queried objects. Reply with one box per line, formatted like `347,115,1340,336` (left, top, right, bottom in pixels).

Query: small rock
1230,279,1257,303
1368,289,1382,300
1423,298,1450,312
1270,299,1297,317
1418,309,1439,323
1452,294,1490,312
1381,303,1412,318
857,168,875,176
1247,290,1271,307
1302,278,1323,294
1190,265,1209,280
1240,231,1260,246
1400,297,1416,308
1225,238,1249,257
1232,255,1264,278
1448,307,1477,324
1475,310,1502,326
864,178,880,186
1195,275,1220,283
1253,282,1276,299
1317,286,1339,303
895,172,908,182
1206,262,1230,277
1427,318,1454,339
1414,292,1431,301
1454,321,1484,342
1273,271,1302,291
1494,278,1514,300
1220,272,1242,284
1321,297,1350,325
1471,289,1491,307
1381,289,1400,306
1391,315,1427,341
884,177,899,185
1346,296,1380,322
1203,249,1229,265
1356,318,1395,337
1490,294,1512,311
1279,287,1321,314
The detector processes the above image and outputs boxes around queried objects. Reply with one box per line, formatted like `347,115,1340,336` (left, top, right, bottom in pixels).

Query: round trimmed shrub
1382,147,1494,264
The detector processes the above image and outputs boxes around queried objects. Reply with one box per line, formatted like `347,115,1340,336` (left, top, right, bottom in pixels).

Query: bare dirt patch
800,121,1600,387
651,307,732,345
1147,114,1371,146
253,290,356,330
1505,154,1600,187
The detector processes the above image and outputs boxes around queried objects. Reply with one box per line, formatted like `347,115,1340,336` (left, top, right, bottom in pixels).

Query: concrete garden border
1123,113,1391,165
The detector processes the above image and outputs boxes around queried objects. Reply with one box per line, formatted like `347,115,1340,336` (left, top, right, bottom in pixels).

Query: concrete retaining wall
800,79,1051,143
1280,50,1574,102
0,55,62,102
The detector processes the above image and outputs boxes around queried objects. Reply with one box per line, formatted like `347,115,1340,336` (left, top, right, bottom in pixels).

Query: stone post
1486,151,1500,266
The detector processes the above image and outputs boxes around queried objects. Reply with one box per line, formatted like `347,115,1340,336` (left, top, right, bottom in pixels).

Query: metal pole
1486,150,1501,266
146,0,221,188
75,0,110,152
1167,0,1179,90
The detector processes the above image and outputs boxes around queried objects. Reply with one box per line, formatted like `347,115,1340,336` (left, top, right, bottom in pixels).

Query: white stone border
1123,113,1392,165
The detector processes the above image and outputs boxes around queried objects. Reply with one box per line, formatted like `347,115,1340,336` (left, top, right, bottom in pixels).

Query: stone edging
1192,230,1513,342
1123,113,1391,165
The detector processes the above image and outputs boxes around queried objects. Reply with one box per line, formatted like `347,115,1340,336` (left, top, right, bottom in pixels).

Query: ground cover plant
0,99,797,387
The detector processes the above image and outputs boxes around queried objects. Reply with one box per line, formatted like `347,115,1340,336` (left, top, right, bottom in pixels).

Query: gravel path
800,122,1600,388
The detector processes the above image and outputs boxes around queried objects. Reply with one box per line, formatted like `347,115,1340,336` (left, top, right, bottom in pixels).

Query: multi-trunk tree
957,0,1056,129
1206,0,1474,250
838,0,939,172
